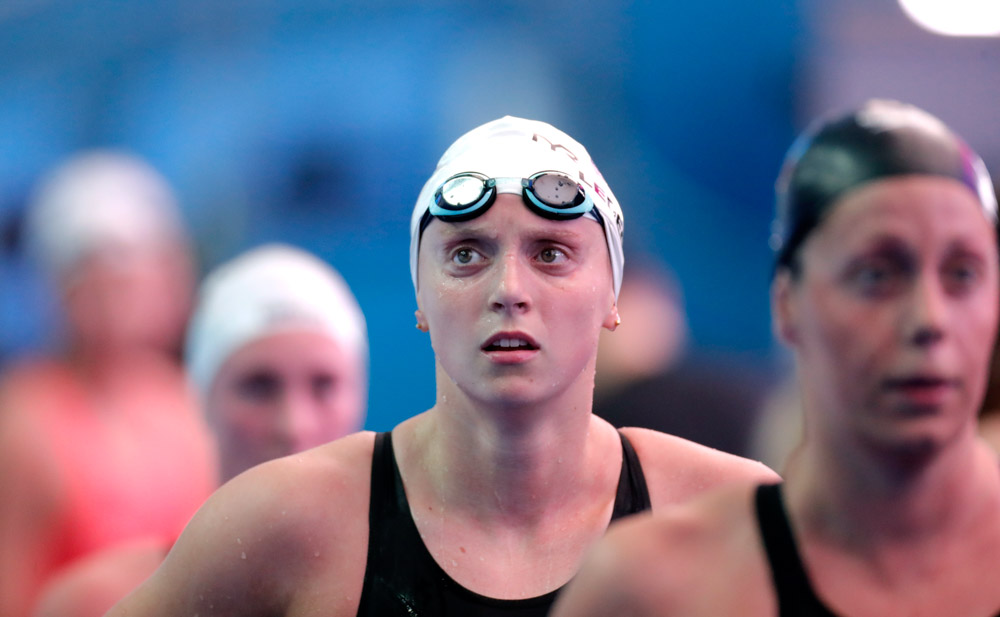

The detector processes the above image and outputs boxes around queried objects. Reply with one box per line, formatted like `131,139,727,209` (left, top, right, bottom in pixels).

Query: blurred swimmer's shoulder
109,431,378,617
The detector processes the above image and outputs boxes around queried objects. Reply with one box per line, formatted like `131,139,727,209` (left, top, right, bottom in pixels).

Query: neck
785,425,1000,546
404,364,609,524
65,344,182,397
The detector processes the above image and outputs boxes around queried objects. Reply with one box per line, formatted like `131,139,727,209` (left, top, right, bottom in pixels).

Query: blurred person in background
979,180,1000,453
594,259,774,457
978,340,1000,452
0,150,218,617
107,116,775,617
552,99,1000,617
32,242,369,617
186,242,369,484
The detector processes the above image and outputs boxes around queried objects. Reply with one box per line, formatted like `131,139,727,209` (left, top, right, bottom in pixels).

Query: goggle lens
429,172,593,225
439,174,494,211
528,173,581,207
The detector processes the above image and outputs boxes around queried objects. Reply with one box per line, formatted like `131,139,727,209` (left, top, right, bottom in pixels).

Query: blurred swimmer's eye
236,371,281,401
942,256,984,295
311,374,336,400
846,255,910,297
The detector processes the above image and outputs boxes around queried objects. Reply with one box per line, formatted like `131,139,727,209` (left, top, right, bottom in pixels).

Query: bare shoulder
0,359,67,523
0,364,69,617
553,483,773,617
620,426,779,508
110,431,378,617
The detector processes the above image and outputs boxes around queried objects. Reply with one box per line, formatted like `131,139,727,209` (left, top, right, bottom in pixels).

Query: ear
602,303,621,332
414,309,429,332
771,271,799,346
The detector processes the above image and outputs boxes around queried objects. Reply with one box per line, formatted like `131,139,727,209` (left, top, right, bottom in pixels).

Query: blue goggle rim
427,171,595,224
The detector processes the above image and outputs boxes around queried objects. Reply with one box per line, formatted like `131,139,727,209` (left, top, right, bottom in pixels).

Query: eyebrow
432,220,591,245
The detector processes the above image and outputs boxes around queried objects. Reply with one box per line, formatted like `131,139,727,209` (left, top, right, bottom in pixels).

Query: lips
883,374,959,406
481,332,539,352
884,375,956,389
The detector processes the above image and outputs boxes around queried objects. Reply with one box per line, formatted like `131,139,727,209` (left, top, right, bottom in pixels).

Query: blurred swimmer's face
207,329,366,482
415,193,619,407
773,176,999,456
62,240,194,356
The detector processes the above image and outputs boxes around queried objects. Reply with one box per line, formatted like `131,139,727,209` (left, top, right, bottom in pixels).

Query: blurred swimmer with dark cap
552,99,1000,617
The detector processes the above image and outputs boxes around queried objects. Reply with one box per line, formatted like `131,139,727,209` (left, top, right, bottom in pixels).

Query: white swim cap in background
25,149,186,278
410,116,625,298
185,243,368,394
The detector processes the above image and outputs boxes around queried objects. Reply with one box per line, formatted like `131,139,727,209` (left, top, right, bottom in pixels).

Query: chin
857,416,969,470
463,381,556,410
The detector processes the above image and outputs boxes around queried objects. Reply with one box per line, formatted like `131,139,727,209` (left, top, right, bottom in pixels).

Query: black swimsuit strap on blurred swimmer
756,483,1000,617
755,483,837,617
356,430,651,616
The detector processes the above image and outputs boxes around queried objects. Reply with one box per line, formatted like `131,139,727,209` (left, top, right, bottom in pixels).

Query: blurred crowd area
0,0,996,436
0,0,807,432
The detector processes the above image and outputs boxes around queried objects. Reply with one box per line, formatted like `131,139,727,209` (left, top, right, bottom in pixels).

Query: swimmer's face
415,193,618,408
62,240,194,356
773,176,999,456
207,330,366,482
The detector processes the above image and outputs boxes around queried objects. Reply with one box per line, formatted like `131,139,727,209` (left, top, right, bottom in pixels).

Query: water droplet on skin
314,551,321,557
451,559,457,566
240,551,246,559
236,538,242,544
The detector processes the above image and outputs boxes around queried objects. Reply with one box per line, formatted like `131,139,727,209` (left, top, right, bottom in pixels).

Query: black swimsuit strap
756,483,1000,617
612,431,651,518
755,483,837,617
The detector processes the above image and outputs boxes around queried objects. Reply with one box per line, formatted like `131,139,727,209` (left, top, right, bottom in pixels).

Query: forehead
222,330,353,372
811,176,996,250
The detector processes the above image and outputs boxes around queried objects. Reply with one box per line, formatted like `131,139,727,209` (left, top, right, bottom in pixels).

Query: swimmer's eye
236,371,282,402
942,256,985,295
538,247,567,264
451,247,484,265
844,250,911,298
311,374,337,400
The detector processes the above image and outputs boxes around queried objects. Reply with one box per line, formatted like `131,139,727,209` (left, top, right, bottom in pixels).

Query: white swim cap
410,116,625,298
25,149,186,278
185,244,368,394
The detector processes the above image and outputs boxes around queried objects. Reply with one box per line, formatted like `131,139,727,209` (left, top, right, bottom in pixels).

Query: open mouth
883,375,959,407
482,334,539,352
885,376,955,389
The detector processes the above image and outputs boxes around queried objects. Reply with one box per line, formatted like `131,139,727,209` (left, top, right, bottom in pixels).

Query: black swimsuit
356,431,651,616
755,482,1000,617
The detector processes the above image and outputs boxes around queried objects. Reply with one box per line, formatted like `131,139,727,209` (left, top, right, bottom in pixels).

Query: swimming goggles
422,171,597,230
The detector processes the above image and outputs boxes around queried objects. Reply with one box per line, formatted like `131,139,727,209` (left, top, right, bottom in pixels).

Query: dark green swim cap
771,99,997,271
